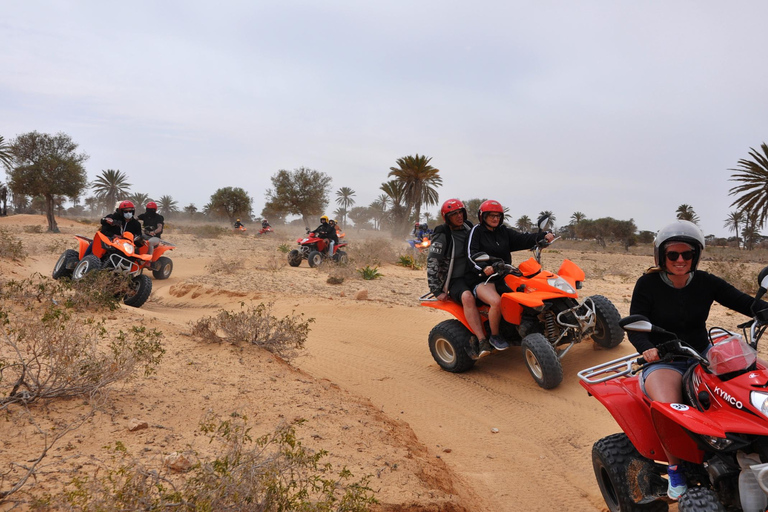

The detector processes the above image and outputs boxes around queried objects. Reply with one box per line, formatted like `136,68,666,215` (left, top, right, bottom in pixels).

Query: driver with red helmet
427,199,488,358
138,201,164,255
466,200,554,352
101,200,142,239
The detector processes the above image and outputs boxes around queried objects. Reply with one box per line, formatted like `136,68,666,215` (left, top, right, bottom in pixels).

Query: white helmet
654,220,705,271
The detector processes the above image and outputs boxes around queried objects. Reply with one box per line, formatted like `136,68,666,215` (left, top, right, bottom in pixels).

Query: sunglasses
486,213,502,219
666,250,694,262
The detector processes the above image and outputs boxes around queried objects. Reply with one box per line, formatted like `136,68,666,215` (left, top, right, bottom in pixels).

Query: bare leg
474,283,501,336
461,290,485,339
644,369,684,465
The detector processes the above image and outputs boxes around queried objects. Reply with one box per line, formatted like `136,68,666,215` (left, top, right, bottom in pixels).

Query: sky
2,1,768,237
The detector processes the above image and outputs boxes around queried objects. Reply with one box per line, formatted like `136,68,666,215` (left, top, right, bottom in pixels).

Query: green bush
277,243,291,253
357,266,382,280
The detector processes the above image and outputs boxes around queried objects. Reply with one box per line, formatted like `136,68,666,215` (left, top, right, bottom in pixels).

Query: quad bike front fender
580,379,666,461
421,299,478,335
74,235,91,260
557,259,585,289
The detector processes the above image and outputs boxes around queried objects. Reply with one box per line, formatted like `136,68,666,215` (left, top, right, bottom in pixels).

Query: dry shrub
206,255,245,275
191,302,313,362
176,224,227,239
703,260,757,295
260,252,284,272
349,238,396,267
0,228,25,260
58,413,376,511
23,225,43,234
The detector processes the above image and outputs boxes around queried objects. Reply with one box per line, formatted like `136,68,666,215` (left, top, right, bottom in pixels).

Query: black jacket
465,223,546,287
426,220,473,295
138,211,164,236
313,222,338,243
628,270,762,354
100,212,142,239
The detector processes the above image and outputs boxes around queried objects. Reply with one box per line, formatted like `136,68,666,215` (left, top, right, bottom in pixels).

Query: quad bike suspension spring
542,311,558,342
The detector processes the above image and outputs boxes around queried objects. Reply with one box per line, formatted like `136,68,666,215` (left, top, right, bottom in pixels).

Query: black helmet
654,220,705,272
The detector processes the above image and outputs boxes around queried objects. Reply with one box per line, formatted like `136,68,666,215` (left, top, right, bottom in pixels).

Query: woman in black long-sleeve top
465,200,553,351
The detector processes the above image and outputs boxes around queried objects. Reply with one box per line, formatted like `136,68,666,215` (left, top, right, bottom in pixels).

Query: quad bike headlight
750,391,768,419
703,435,734,450
122,242,134,254
547,277,575,294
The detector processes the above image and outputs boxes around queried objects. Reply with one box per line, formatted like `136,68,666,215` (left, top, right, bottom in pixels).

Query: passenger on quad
627,219,768,500
138,201,164,256
466,200,554,352
412,222,431,239
427,199,487,357
311,215,338,255
86,200,143,256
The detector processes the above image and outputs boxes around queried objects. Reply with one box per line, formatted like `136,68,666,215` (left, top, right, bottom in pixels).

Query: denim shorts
640,345,710,387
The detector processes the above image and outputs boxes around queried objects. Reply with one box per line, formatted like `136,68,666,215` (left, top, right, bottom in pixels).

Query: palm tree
369,194,389,230
729,143,768,226
724,211,744,248
742,210,763,251
0,136,12,170
388,154,442,225
570,211,586,225
675,204,700,224
538,210,556,231
335,187,356,228
380,180,408,231
158,195,179,217
184,203,198,218
92,169,131,214
516,215,532,232
128,192,153,209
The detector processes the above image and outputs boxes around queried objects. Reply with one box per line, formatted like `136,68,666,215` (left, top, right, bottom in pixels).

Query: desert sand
2,214,763,511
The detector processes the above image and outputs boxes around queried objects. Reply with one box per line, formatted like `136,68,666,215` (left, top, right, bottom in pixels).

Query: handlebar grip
636,357,646,365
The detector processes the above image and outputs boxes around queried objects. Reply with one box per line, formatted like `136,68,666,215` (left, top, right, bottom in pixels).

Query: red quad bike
578,267,768,512
420,221,624,390
51,231,154,308
258,226,274,235
287,228,348,268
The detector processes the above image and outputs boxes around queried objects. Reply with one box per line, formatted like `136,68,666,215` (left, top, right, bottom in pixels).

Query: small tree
724,211,744,249
7,131,88,232
206,187,253,223
264,167,332,227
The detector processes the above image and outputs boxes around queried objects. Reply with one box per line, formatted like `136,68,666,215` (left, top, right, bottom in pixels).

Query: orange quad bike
51,231,154,308
420,221,624,390
287,229,348,268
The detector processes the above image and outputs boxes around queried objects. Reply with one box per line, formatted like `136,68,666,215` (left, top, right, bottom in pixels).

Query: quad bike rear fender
579,378,667,461
421,299,474,334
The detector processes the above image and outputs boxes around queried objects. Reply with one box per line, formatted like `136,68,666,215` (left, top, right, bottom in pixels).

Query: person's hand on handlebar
483,266,495,276
544,232,555,243
642,347,660,363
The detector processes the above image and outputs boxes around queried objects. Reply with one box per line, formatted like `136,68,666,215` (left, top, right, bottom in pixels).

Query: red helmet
146,201,157,210
118,200,135,211
440,199,467,222
478,200,504,223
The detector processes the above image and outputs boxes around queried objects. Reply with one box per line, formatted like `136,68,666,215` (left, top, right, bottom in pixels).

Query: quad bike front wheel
152,256,173,280
590,295,624,349
428,319,476,373
521,333,563,389
124,274,152,308
72,254,102,280
677,487,724,512
52,249,79,280
287,249,302,267
592,433,668,512
308,250,324,268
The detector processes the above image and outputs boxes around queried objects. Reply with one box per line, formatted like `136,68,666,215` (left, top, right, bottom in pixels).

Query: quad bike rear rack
577,352,641,384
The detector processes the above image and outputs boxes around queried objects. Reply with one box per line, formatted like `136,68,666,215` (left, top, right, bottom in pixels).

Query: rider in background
261,218,271,229
312,215,337,255
234,218,244,229
466,200,554,351
413,222,431,239
138,201,164,256
427,199,489,358
628,220,767,500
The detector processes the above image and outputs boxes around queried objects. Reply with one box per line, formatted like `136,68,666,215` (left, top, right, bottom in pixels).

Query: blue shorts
640,345,710,388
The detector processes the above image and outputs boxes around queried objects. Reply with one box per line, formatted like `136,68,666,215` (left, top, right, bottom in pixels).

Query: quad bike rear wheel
428,319,476,373
52,249,79,280
124,274,152,308
72,254,102,280
287,249,302,267
308,250,323,268
677,487,724,512
152,256,173,280
590,295,624,349
592,433,668,512
521,333,563,389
